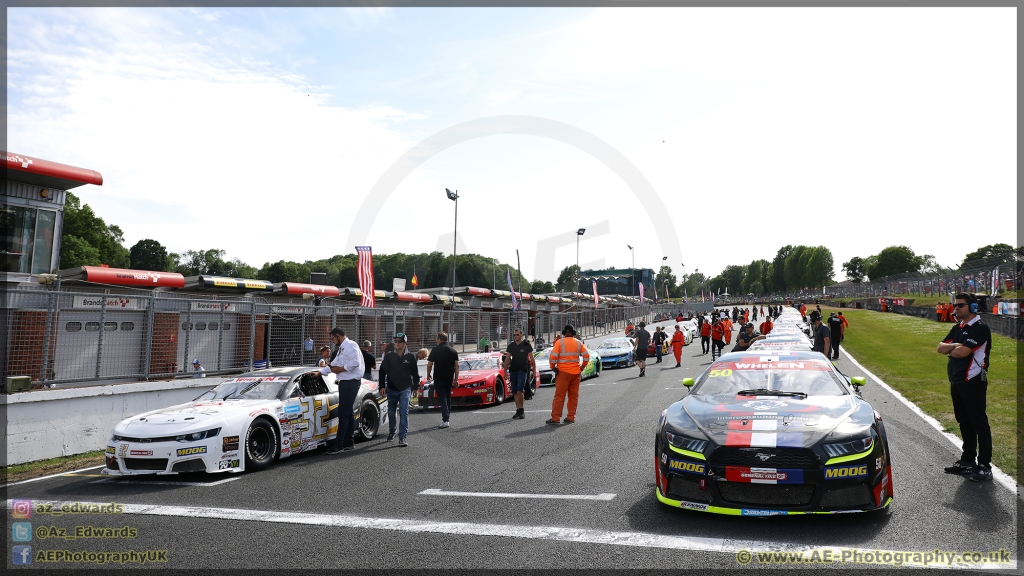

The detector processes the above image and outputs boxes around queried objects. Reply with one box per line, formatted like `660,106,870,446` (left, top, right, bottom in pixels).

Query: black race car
655,350,893,516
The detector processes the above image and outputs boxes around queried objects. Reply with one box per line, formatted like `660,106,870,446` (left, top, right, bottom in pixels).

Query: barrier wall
2,379,218,466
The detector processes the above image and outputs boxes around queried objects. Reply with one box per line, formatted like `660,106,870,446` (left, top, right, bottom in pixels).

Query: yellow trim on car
667,444,706,460
824,445,873,465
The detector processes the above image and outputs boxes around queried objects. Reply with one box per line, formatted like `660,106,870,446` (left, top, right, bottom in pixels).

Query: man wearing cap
827,312,844,359
360,340,376,380
547,324,590,425
633,321,651,377
426,332,460,429
733,323,765,352
191,359,205,378
809,311,831,356
319,327,364,454
377,333,419,446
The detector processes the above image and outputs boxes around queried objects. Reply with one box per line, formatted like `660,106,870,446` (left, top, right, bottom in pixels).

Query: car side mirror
850,377,866,386
682,378,695,387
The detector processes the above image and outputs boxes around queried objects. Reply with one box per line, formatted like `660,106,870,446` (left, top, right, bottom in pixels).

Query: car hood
114,399,278,436
536,358,551,371
457,369,497,382
596,346,631,355
674,393,864,448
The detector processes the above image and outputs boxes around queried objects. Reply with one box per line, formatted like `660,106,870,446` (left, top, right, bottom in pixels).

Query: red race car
415,352,540,409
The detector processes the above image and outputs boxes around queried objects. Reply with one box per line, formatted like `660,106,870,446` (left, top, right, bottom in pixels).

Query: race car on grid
104,368,385,476
654,350,893,516
416,351,540,408
535,347,602,385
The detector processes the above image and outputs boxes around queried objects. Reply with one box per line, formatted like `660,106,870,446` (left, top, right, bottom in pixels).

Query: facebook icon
13,545,33,565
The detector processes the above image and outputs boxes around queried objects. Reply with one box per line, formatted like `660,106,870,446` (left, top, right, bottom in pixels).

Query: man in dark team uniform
426,332,460,430
503,329,535,420
809,311,830,356
633,321,651,377
938,293,993,482
826,313,844,359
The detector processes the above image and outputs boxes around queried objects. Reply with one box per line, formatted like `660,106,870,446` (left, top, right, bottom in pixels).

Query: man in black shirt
733,323,764,352
809,311,830,356
938,293,994,482
826,313,844,359
360,340,376,380
377,333,419,446
426,332,460,429
633,321,651,377
503,329,535,420
652,327,667,364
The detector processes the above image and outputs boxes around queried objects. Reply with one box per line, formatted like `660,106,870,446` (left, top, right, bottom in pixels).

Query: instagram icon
11,499,32,519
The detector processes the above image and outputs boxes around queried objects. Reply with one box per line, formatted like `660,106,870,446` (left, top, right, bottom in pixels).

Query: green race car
534,348,602,385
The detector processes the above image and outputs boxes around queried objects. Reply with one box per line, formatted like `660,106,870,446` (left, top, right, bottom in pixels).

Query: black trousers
434,380,453,422
700,336,710,354
950,375,991,465
333,378,362,450
711,339,724,356
830,331,842,358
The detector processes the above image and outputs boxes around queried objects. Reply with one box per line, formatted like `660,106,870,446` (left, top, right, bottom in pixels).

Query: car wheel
525,376,536,400
494,378,506,404
357,397,380,440
244,418,278,472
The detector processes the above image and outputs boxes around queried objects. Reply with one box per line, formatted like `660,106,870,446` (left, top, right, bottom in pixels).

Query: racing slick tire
244,418,279,472
494,378,506,404
524,377,536,400
357,397,380,440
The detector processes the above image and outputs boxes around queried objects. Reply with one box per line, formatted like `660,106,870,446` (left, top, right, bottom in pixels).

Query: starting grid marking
419,489,615,501
3,499,1014,570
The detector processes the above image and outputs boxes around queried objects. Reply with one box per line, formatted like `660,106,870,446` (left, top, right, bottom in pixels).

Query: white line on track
843,347,1019,495
4,465,105,487
2,498,1013,569
419,489,615,501
89,477,240,487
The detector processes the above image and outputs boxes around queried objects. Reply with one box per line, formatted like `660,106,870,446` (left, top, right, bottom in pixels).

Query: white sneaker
439,421,450,428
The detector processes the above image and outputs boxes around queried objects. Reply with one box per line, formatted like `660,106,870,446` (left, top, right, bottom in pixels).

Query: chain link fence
3,286,708,386
826,259,1021,300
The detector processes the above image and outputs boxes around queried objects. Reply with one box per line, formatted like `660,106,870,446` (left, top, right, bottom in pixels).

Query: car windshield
599,339,631,350
194,375,291,401
693,360,845,396
460,357,500,371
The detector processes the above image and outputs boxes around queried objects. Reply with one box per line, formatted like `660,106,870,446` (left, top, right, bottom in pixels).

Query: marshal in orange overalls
671,328,684,365
549,336,590,423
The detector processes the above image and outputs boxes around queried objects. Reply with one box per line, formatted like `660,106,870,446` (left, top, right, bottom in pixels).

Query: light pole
627,245,635,298
576,228,586,292
446,188,458,296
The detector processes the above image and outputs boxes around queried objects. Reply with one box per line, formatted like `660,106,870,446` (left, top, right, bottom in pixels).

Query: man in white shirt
319,327,364,454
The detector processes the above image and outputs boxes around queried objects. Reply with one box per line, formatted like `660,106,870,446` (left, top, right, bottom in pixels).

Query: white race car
103,367,386,476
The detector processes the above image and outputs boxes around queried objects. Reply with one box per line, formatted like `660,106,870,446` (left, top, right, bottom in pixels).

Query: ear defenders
969,299,979,314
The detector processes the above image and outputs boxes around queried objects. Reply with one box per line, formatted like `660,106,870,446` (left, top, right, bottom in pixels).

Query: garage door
177,313,239,374
52,310,147,381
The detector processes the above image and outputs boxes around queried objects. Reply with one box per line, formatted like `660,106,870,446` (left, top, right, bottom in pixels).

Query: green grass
821,306,1018,480
3,450,105,480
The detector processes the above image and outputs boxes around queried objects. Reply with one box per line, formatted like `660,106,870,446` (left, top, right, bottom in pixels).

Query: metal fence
825,261,1022,300
4,287,710,386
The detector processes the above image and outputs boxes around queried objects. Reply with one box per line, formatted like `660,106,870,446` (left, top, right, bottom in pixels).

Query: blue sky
7,7,1017,283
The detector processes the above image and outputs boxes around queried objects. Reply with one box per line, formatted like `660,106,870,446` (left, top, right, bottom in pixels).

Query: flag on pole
356,246,376,308
684,288,688,303
664,283,669,301
506,268,519,311
592,280,599,308
701,290,705,303
639,282,645,304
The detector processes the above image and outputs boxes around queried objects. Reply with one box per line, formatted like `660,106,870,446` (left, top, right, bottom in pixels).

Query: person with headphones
938,293,993,482
546,324,590,425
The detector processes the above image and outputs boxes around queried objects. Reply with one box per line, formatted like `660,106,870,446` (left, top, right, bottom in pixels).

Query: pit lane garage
654,350,893,516
104,368,386,475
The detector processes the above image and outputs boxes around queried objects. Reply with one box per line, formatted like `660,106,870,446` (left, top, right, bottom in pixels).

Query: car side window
285,382,303,399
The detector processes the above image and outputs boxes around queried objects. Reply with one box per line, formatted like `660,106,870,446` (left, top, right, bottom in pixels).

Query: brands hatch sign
72,296,148,310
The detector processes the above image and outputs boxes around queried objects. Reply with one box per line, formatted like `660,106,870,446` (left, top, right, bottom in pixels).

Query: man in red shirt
759,317,773,335
710,318,726,359
699,319,712,355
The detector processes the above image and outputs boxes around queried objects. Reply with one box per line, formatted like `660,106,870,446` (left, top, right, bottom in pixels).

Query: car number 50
709,369,733,378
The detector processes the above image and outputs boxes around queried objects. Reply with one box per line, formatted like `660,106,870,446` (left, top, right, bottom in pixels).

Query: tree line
841,244,1021,283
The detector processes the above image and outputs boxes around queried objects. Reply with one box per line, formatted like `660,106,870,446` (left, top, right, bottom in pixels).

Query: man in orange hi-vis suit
547,324,590,425
671,325,685,367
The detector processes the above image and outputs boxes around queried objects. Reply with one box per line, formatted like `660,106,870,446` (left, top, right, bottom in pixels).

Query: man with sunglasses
378,333,419,447
503,329,535,420
938,293,993,482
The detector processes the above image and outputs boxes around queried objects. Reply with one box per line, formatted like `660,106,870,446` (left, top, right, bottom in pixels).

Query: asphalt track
5,316,1019,570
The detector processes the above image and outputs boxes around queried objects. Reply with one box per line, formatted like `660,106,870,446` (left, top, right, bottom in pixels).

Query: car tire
494,378,506,404
357,397,380,440
594,360,601,378
525,377,536,400
244,418,278,472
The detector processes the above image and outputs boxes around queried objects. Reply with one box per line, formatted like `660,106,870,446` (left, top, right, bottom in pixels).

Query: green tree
961,243,1017,268
654,265,677,298
865,245,922,280
59,235,101,268
722,265,746,294
60,191,130,268
556,264,581,292
530,280,555,293
129,239,171,271
771,245,792,291
842,256,866,283
804,246,834,288
784,246,807,289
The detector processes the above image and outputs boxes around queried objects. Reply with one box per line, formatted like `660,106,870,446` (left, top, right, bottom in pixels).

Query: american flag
593,280,599,308
506,268,518,311
356,246,376,308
